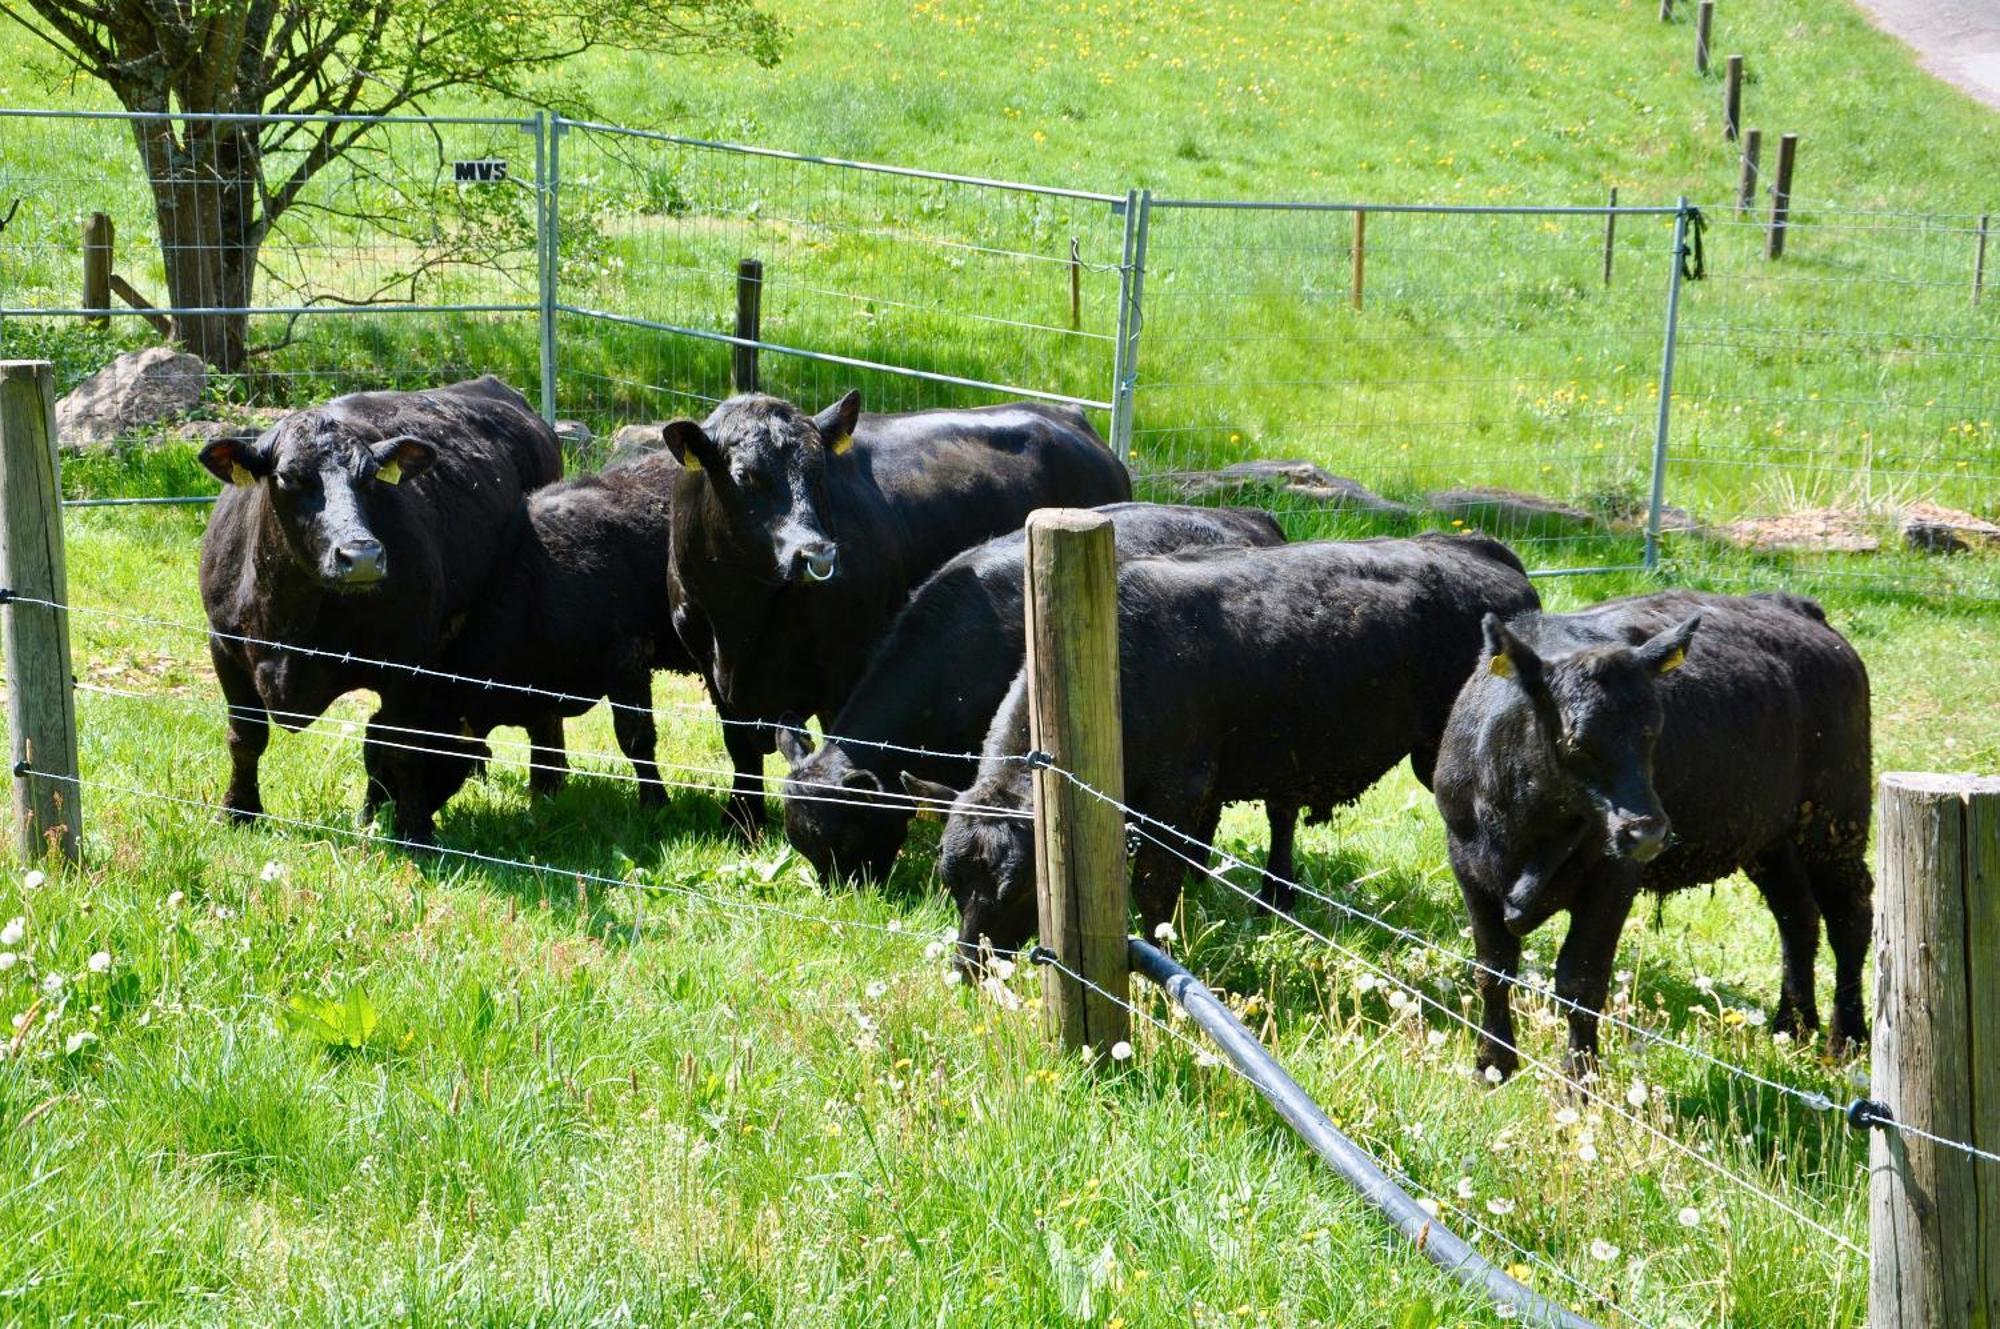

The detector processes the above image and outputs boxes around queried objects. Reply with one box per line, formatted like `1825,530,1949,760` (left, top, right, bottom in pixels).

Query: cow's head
775,722,909,884
199,416,436,591
906,770,1039,970
661,391,859,586
1482,611,1701,932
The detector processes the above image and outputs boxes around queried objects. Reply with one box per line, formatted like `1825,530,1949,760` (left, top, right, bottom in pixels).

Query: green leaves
278,988,379,1051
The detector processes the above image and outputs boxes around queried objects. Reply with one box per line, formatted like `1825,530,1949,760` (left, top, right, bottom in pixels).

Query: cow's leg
720,710,773,840
1554,874,1638,1082
359,713,395,823
1460,881,1523,1081
526,712,567,798
1746,843,1824,1039
609,681,666,809
1806,852,1873,1054
212,646,269,823
1132,799,1220,938
1259,800,1300,912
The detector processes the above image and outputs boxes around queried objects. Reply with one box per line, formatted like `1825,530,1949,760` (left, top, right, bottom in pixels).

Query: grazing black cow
196,376,563,836
775,502,1286,883
385,449,701,839
1432,590,1873,1080
920,534,1541,963
662,391,1131,836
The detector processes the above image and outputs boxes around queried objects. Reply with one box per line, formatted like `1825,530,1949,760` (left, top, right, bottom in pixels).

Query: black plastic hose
1128,937,1604,1329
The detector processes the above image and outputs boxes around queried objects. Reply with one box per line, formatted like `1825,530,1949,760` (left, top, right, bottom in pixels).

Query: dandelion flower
87,951,110,974
1110,1040,1133,1062
1590,1238,1620,1262
1677,1206,1702,1228
0,918,23,946
23,871,44,891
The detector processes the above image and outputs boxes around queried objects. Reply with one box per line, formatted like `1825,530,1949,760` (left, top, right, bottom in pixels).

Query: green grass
4,0,2000,1324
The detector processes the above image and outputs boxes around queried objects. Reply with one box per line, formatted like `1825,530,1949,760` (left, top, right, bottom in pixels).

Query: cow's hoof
221,803,261,827
638,783,668,811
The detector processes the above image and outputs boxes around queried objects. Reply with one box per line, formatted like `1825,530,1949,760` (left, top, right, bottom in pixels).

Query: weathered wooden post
1766,132,1798,260
1723,55,1743,140
732,258,763,394
0,361,82,864
1659,0,1673,19
1736,128,1762,217
82,213,113,327
1694,0,1714,75
1602,187,1618,287
1974,214,1989,306
1350,209,1366,312
1025,508,1128,1058
1870,774,1999,1328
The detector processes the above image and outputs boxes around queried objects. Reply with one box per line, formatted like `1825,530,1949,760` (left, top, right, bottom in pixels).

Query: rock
55,347,206,450
1900,501,2000,555
1720,509,1881,554
608,423,668,462
1172,460,1411,514
1425,486,1598,533
554,419,594,449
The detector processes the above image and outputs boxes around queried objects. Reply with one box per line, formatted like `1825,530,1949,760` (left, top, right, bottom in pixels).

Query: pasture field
2,0,1999,1325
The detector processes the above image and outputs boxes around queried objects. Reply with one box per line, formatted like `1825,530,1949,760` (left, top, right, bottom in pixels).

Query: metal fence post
1108,189,1151,460
534,111,561,426
1644,199,1691,573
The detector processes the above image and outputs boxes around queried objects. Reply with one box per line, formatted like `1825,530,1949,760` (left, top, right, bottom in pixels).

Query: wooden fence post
0,361,82,865
1870,774,2000,1328
1766,132,1798,259
732,258,762,394
1070,236,1082,330
82,213,113,327
1602,187,1618,287
1723,55,1743,140
1974,214,1989,306
1736,128,1762,217
1695,0,1714,74
1350,209,1366,312
1025,508,1128,1058
1659,0,1673,19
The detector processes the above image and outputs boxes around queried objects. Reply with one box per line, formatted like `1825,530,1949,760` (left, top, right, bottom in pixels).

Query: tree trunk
131,117,266,373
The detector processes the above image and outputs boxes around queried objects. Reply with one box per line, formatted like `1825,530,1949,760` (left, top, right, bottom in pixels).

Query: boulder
55,347,205,450
1425,486,1598,534
1720,509,1881,555
608,422,668,462
1172,459,1411,514
554,419,594,449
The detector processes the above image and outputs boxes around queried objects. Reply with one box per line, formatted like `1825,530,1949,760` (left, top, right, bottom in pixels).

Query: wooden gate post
0,361,82,864
1870,774,2000,1328
1025,508,1128,1057
82,213,113,327
732,258,763,394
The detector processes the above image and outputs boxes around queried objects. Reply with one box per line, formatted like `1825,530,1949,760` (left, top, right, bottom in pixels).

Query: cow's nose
799,541,838,582
333,539,386,583
1616,815,1668,863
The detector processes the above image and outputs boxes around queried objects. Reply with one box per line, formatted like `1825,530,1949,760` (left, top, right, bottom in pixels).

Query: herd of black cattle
192,375,1874,1075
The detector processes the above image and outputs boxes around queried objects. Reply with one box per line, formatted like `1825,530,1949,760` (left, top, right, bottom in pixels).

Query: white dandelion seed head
22,871,45,891
87,951,110,974
10,1011,28,1030
1486,1197,1516,1216
40,972,62,994
1426,1029,1446,1048
1590,1238,1620,1263
989,958,1016,981
923,941,945,962
1456,1177,1476,1200
0,952,15,971
1626,1079,1648,1108
1195,1050,1219,1068
260,860,282,883
1772,1030,1792,1045
1152,921,1176,943
885,919,902,933
0,918,23,947
864,981,888,1001
1578,1142,1600,1163
1110,1040,1133,1062
1417,1197,1440,1217
942,966,964,987
1695,974,1715,994
165,890,185,908
64,1030,96,1055
1483,1064,1504,1085
1677,1206,1702,1228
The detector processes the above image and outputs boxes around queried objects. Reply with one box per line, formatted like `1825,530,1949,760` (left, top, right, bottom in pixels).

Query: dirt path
1851,0,2000,110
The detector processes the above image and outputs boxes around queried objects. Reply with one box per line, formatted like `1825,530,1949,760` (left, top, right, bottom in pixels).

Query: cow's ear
197,433,271,488
899,771,961,822
661,420,725,476
839,768,881,792
774,716,815,766
1636,612,1701,678
1484,614,1550,696
369,435,436,486
813,390,861,456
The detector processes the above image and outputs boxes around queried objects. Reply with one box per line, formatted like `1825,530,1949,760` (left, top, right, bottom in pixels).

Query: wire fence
3,105,1994,599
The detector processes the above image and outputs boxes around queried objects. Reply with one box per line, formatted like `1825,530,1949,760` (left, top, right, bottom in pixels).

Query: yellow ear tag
228,463,257,488
1489,652,1516,678
680,452,701,473
1657,647,1686,675
829,433,854,457
377,459,402,486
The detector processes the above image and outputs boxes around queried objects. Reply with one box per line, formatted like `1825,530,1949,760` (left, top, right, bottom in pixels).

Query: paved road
1852,0,2000,110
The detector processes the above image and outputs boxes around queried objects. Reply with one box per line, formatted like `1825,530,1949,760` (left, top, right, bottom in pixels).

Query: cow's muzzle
331,538,387,586
1610,813,1668,864
800,541,838,582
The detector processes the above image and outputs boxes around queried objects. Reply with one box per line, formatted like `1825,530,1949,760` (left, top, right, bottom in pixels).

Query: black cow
920,534,1541,962
662,391,1131,836
1433,590,1873,1080
384,449,701,838
775,502,1286,883
196,376,563,836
